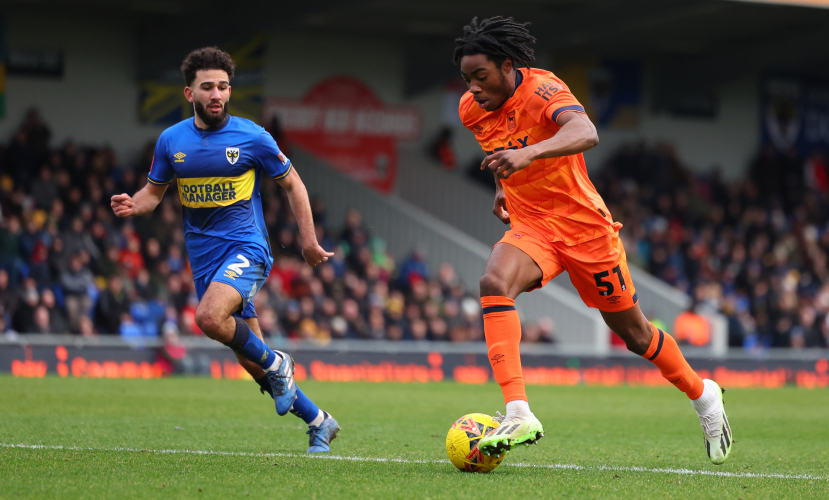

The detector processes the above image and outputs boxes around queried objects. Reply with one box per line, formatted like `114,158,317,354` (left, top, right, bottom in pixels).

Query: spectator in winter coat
94,275,130,334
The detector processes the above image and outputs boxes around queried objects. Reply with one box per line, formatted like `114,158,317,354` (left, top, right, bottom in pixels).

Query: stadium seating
0,111,557,343
596,142,829,349
3,111,826,349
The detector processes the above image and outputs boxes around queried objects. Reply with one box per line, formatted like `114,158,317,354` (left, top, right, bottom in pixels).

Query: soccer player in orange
454,17,732,464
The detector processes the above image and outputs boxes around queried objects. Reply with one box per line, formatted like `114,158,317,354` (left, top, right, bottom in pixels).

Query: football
445,413,506,473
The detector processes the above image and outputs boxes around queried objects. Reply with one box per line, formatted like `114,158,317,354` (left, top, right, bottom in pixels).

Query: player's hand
111,193,134,218
493,189,510,224
302,244,334,267
481,148,535,179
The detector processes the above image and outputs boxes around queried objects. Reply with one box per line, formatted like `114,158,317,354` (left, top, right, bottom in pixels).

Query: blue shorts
193,245,272,319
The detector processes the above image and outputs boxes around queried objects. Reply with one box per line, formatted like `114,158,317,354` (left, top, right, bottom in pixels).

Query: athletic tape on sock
224,317,250,353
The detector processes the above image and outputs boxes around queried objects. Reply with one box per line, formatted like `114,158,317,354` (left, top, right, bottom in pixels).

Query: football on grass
445,413,506,473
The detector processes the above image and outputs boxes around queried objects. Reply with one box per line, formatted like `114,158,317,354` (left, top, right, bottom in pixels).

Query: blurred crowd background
2,109,829,350
0,110,556,346
596,143,829,349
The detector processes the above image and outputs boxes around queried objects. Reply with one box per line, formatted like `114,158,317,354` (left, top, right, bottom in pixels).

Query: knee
480,272,509,298
194,307,222,339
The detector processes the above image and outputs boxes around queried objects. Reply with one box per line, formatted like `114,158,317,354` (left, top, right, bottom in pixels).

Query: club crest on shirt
226,147,240,165
507,110,516,132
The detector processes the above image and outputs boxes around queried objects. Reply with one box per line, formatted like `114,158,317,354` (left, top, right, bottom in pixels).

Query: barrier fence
3,335,828,389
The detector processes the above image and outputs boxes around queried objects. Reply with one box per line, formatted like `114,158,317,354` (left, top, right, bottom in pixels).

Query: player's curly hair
453,16,536,68
180,47,235,86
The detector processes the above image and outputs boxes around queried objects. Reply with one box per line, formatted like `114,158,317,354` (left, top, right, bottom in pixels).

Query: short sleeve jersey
148,116,291,277
459,68,615,246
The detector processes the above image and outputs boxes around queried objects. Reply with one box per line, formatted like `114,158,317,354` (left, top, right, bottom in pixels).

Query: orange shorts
496,223,637,313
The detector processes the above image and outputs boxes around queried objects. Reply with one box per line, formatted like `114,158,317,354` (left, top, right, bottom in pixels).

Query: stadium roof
8,0,829,85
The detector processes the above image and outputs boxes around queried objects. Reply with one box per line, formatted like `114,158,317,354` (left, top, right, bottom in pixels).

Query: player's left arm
276,168,334,267
482,111,599,179
256,129,333,267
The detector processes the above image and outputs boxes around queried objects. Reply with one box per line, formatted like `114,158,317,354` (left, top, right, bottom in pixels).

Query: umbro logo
490,354,505,365
473,124,484,135
173,152,186,163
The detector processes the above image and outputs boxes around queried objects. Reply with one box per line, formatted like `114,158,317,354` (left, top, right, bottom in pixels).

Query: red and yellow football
445,413,506,473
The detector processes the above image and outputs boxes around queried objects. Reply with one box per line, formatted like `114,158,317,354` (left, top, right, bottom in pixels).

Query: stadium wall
0,10,408,165
262,32,404,105
590,74,760,180
0,10,164,163
2,7,760,180
435,74,760,181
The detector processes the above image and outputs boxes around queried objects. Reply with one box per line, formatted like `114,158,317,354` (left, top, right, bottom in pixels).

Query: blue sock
224,317,278,370
290,386,323,425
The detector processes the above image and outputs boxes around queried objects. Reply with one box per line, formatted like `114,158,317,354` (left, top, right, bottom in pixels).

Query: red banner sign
265,77,422,194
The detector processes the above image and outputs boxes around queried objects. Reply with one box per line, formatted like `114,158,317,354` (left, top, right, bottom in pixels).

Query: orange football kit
461,68,704,404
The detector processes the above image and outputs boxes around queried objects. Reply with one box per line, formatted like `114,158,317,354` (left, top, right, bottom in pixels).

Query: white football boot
692,379,733,465
479,410,544,456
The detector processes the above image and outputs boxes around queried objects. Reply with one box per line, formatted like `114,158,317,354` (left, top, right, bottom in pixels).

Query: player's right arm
112,132,175,218
111,183,168,217
458,94,510,224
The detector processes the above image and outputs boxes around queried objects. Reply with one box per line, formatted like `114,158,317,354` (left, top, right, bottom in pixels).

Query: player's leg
195,257,297,415
602,305,732,464
477,228,561,455
601,303,704,396
563,231,731,464
479,243,541,407
241,318,340,452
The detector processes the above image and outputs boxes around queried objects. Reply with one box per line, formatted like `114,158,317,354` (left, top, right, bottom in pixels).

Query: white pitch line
1,443,825,481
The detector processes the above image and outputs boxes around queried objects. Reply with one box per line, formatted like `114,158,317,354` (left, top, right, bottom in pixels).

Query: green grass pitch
1,375,828,499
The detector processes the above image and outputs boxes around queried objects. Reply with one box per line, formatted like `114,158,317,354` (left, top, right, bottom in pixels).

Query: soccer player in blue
111,47,339,452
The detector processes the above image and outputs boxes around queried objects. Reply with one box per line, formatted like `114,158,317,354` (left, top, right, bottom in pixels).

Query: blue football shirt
147,115,292,278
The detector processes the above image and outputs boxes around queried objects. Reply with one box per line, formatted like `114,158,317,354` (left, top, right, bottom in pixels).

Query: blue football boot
306,413,340,453
265,351,297,416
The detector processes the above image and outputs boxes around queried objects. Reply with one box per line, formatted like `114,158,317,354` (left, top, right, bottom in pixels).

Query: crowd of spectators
597,141,829,349
0,110,556,344
18,108,829,351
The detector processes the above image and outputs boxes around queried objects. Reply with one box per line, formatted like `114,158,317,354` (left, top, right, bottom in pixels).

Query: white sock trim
308,410,325,427
265,353,282,373
691,379,718,412
506,400,531,417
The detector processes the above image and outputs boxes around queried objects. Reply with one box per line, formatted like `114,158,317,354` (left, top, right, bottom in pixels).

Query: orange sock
643,323,704,400
481,296,527,404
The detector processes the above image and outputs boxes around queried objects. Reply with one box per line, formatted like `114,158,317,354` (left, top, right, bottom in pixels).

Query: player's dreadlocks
453,16,536,68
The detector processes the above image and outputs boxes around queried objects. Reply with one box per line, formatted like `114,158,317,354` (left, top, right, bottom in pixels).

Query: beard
194,100,228,128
